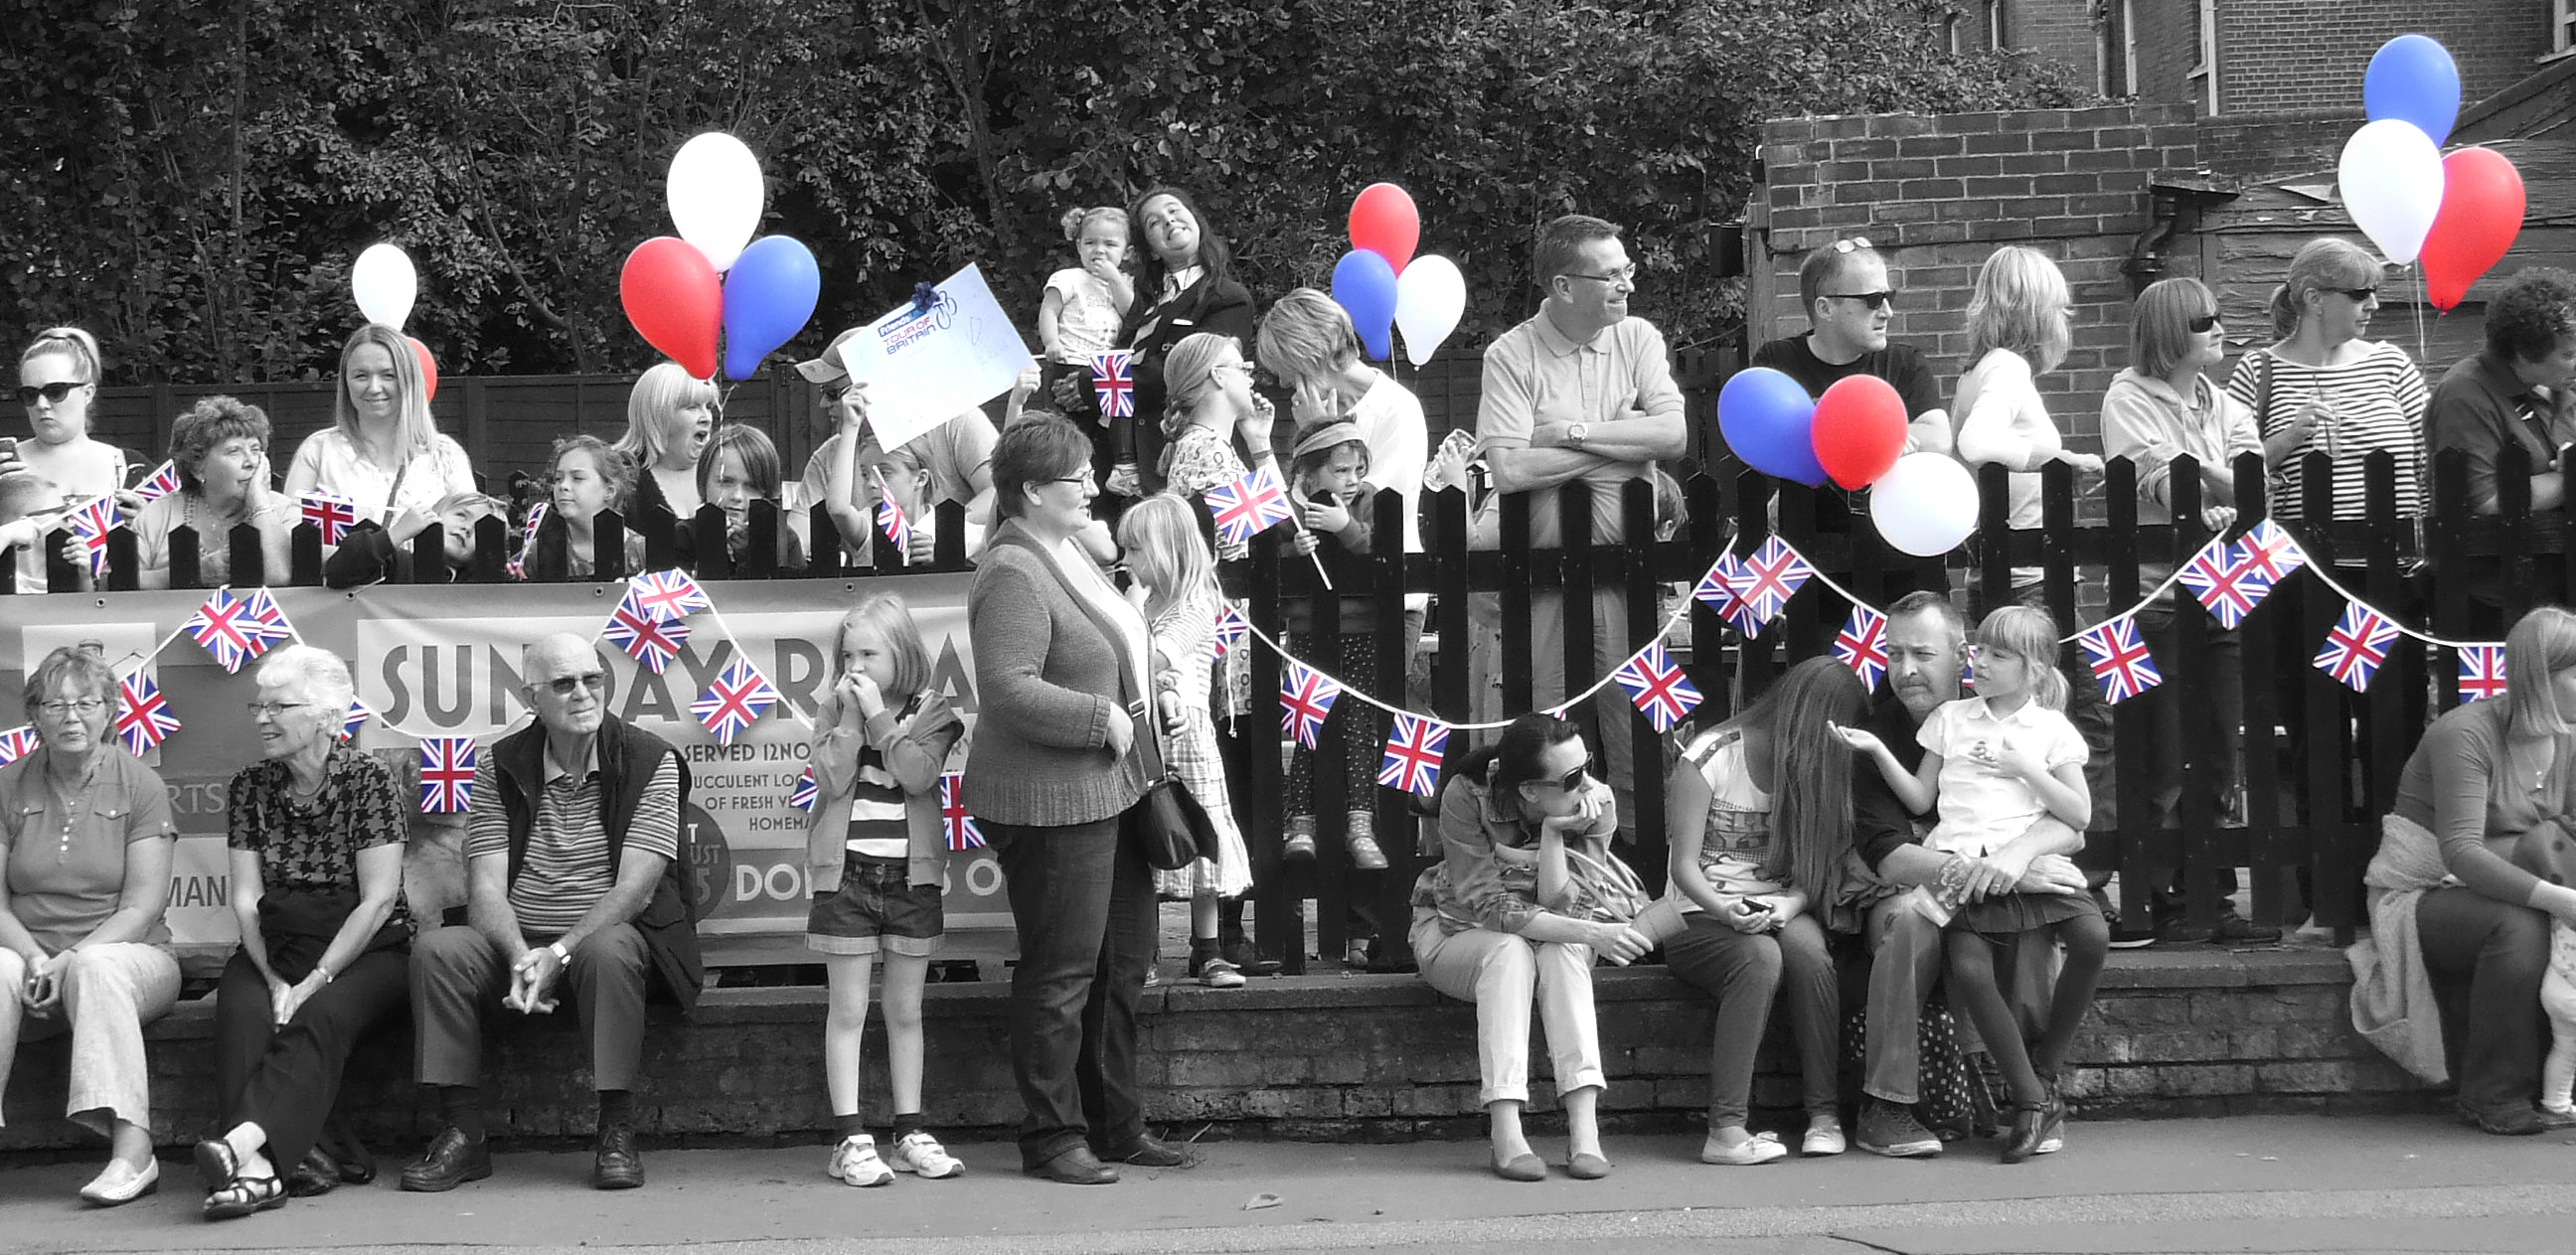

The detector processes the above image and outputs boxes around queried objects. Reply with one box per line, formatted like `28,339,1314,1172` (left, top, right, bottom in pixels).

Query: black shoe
2156,908,2282,946
1023,1144,1119,1184
321,1127,377,1184
2459,1102,2546,1136
592,1124,645,1189
399,1127,493,1192
283,1146,340,1198
2000,1106,2046,1164
1095,1134,1195,1169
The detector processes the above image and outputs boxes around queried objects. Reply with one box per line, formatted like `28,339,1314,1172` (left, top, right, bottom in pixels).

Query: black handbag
1126,685,1218,870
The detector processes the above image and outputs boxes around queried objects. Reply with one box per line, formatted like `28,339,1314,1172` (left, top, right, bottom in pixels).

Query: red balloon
620,236,723,379
2423,147,2525,312
1811,375,1908,490
407,335,437,402
1348,183,1419,274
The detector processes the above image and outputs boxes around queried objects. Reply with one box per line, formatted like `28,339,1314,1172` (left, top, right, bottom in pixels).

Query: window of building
2189,0,2218,113
1987,0,2006,50
2556,0,2575,58
1945,13,1962,56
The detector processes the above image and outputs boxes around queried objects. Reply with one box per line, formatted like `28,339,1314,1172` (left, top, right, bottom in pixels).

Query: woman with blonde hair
1156,334,1279,559
1955,245,2103,583
2225,236,2428,524
283,325,476,539
615,363,719,521
9,327,130,504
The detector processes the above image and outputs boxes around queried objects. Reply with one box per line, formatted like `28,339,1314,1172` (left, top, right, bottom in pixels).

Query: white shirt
286,427,477,526
1917,696,2087,859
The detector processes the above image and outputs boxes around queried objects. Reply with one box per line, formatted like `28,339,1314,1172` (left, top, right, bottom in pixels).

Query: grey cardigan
962,520,1150,826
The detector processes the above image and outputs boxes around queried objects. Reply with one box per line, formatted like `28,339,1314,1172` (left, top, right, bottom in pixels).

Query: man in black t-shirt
1752,237,1952,456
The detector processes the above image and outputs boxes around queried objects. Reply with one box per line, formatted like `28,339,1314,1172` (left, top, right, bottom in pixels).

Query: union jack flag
2237,519,2308,584
692,658,780,746
940,773,984,851
1207,465,1295,548
63,496,117,578
2076,615,2163,704
601,593,690,674
0,725,38,768
1612,641,1703,732
2314,600,2401,693
790,765,818,812
183,586,292,674
1279,661,1342,749
1731,537,1815,629
1834,604,1889,691
1377,713,1450,796
1091,350,1135,418
505,502,547,580
1691,553,1761,637
132,461,182,504
113,671,179,755
876,496,912,561
340,696,373,742
418,736,477,813
2175,537,2266,629
627,568,711,624
299,492,359,546
2459,644,2507,702
1210,601,1250,662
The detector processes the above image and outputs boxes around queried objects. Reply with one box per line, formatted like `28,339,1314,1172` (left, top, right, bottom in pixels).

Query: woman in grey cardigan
965,415,1189,1185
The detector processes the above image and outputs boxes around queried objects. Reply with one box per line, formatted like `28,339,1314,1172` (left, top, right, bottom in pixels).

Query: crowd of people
7,194,2576,1209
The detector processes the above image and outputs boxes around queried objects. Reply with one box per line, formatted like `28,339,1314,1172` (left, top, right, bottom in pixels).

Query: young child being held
1038,207,1135,429
1835,604,2108,1165
1117,494,1254,986
804,594,968,1186
1280,420,1387,871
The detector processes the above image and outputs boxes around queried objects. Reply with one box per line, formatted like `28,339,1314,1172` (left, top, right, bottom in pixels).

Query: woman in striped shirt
2226,236,2430,523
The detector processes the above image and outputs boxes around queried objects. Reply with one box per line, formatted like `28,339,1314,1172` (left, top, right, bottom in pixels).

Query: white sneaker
1801,1119,1847,1157
827,1135,893,1186
1698,1130,1787,1166
887,1130,963,1179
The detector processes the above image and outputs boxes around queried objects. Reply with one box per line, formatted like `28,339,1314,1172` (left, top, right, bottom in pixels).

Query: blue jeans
989,810,1155,1162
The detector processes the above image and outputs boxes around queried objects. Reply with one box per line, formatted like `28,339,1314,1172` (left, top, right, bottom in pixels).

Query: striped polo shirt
2224,342,2429,523
465,744,681,935
843,697,923,860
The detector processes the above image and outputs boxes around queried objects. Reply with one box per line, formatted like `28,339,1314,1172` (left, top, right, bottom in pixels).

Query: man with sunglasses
1753,238,1952,457
402,634,700,1193
794,328,1000,552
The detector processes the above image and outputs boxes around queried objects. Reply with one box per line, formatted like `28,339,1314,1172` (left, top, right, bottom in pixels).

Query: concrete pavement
3,1114,2571,1255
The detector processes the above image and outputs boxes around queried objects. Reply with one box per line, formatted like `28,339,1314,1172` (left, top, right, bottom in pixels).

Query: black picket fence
10,444,2557,972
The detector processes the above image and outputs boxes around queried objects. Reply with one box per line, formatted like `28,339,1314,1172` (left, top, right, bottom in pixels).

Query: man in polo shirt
402,634,699,1193
1476,214,1688,839
2429,267,2576,634
1752,237,1952,456
795,328,999,551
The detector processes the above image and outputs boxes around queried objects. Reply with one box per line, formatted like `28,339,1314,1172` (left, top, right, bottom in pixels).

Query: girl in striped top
2225,236,2430,523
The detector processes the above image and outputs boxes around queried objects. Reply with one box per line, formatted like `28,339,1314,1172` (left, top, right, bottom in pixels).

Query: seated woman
0,646,181,1205
322,491,504,587
529,435,648,580
1664,657,1869,1165
1410,712,1656,1181
135,394,295,589
8,328,142,591
283,324,477,541
614,363,717,524
195,645,412,1220
2351,604,2576,1135
687,423,806,571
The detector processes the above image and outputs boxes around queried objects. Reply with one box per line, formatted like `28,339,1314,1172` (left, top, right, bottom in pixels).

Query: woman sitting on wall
283,324,477,548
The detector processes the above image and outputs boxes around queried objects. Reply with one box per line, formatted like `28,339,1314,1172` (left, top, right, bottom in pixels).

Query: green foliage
0,0,2085,383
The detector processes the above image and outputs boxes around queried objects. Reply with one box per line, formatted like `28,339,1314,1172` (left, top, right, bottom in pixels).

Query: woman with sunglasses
1411,713,1658,1181
614,363,718,524
2226,236,2429,525
1116,187,1257,497
10,328,131,505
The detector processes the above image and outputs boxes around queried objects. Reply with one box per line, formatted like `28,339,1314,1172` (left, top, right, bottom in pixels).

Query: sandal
204,1175,286,1220
191,1139,240,1194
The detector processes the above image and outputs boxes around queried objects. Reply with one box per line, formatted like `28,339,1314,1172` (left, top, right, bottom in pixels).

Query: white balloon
2337,119,2445,265
1869,452,1981,557
1393,254,1467,367
351,242,416,331
667,132,765,272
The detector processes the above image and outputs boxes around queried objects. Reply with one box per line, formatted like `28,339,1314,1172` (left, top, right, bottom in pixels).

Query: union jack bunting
1377,713,1450,796
340,696,374,742
132,461,181,504
2236,519,2308,584
692,658,780,746
113,671,179,756
2314,600,2402,693
1210,601,1250,662
1207,465,1295,548
0,725,38,768
789,766,818,813
1691,553,1761,636
1279,661,1342,750
1612,642,1703,732
1731,537,1815,629
2076,615,2163,704
418,736,477,813
183,586,292,674
1834,604,1889,691
876,496,912,560
2175,537,2265,629
63,496,117,578
627,568,712,624
1091,350,1136,418
2458,644,2507,702
602,593,691,674
940,773,984,851
299,492,359,546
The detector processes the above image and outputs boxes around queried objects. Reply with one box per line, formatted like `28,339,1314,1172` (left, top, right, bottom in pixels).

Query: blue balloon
2364,34,2460,148
721,235,821,381
1717,367,1826,487
1330,249,1399,362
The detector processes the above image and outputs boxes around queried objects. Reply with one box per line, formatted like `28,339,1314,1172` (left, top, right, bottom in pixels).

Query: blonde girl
283,324,476,532
615,363,719,520
803,594,968,1185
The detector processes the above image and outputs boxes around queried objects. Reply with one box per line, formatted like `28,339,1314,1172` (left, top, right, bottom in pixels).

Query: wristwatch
1567,422,1590,451
547,941,570,964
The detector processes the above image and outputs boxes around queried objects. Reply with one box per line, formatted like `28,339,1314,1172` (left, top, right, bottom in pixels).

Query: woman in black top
1116,187,1257,497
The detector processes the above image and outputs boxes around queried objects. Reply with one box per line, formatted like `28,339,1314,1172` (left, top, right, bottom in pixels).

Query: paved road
4,1114,2570,1255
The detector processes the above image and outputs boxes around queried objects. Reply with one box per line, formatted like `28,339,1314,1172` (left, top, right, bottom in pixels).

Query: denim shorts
806,853,944,957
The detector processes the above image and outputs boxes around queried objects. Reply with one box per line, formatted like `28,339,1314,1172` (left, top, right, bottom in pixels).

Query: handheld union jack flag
693,658,780,746
62,496,117,578
2076,615,2162,704
1691,553,1762,637
1207,465,1295,548
184,586,293,674
113,671,180,756
1091,350,1135,418
340,696,373,742
1834,604,1889,691
418,736,477,813
2237,519,2308,584
1377,713,1450,796
1731,537,1815,630
1210,601,1250,662
602,593,690,674
1613,642,1704,732
504,502,547,580
2175,537,2266,629
299,492,359,546
2459,644,2507,702
789,765,818,813
940,773,984,851
0,725,37,768
2314,600,2401,693
876,497,913,562
626,568,711,624
132,461,182,505
1279,661,1343,749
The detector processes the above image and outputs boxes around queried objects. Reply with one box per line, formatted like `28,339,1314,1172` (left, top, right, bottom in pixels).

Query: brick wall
2216,0,2548,119
2009,0,2105,90
2127,0,2207,107
2195,109,2364,182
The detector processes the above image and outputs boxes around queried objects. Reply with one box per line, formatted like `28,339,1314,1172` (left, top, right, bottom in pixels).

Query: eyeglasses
539,673,610,697
1562,265,1638,286
243,702,312,718
1825,290,1895,311
16,381,88,406
36,699,107,716
1046,474,1094,487
2188,313,2221,333
2324,286,2379,303
1831,236,1875,253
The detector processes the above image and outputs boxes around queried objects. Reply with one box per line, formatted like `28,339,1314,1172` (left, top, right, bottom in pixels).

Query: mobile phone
0,437,16,459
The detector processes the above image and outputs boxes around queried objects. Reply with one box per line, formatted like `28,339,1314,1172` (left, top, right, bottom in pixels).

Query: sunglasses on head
1831,236,1874,254
15,381,86,406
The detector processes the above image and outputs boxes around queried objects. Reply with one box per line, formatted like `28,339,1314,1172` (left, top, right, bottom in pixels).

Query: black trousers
213,947,409,1170
2419,885,2550,1118
989,809,1154,1163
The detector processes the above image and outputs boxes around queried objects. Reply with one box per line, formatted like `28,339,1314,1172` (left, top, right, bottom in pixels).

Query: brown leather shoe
592,1124,644,1189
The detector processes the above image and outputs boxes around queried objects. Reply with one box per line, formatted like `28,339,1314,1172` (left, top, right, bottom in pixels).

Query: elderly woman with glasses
0,647,181,1205
192,645,411,1220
